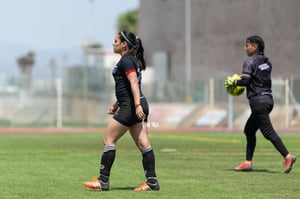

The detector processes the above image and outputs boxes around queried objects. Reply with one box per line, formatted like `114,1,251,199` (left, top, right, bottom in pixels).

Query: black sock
142,147,157,184
98,146,116,183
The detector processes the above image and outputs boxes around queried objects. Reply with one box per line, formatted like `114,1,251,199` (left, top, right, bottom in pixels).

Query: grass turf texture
0,132,299,199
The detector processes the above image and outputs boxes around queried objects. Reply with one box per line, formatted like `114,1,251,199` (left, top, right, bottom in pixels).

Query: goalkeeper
227,35,296,173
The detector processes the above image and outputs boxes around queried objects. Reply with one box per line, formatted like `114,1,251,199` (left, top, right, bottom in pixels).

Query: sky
0,0,139,51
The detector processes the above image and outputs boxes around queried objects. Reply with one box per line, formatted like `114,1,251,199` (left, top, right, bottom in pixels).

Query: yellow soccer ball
225,74,245,96
226,85,245,96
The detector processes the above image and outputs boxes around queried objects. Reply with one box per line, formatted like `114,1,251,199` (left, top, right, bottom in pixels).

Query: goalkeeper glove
224,74,241,88
224,76,235,88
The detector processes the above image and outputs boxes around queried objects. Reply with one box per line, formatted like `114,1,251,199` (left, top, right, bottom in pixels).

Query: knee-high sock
99,146,116,182
142,147,157,183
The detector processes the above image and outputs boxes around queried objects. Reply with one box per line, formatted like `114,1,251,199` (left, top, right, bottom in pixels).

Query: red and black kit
112,53,149,126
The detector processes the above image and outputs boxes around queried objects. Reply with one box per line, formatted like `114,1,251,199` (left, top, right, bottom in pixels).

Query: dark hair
246,35,265,56
119,31,146,70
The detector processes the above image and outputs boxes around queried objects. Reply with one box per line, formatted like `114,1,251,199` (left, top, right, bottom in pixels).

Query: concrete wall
139,0,300,80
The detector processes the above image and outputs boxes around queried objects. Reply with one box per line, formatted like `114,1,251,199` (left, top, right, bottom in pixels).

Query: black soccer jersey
112,53,143,103
236,53,272,100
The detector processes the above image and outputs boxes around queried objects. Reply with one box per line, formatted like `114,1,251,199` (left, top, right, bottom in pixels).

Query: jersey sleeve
119,56,137,76
235,60,252,86
242,60,252,75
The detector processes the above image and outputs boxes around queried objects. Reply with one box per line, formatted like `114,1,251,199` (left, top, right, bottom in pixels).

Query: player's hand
107,103,119,115
224,76,235,88
232,73,241,80
224,74,241,87
135,105,145,120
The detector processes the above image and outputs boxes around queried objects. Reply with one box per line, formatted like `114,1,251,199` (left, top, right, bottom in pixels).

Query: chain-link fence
1,66,300,129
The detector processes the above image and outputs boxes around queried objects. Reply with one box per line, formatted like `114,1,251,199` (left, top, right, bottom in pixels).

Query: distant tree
117,9,138,34
17,51,35,90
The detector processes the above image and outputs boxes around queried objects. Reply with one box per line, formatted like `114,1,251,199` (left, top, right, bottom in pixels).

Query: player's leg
256,103,296,173
129,122,160,191
244,113,259,161
235,113,258,171
256,104,288,157
84,118,128,190
100,118,128,182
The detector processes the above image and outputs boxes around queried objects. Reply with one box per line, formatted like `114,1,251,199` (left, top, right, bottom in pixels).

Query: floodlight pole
56,78,62,128
185,0,192,101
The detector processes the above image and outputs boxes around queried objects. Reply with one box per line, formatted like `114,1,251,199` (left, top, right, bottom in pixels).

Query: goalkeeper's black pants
243,103,289,161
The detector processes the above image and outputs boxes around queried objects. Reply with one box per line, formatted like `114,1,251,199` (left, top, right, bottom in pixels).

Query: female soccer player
225,35,296,173
83,31,160,191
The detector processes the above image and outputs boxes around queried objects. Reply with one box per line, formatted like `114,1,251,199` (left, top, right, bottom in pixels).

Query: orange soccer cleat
83,177,109,191
134,181,160,192
284,154,296,173
235,160,253,171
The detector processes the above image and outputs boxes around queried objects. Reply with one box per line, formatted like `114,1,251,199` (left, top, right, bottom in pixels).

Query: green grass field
0,131,299,199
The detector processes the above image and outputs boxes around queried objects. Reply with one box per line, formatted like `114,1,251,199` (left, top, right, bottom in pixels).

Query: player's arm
235,60,252,86
235,73,250,86
127,71,145,120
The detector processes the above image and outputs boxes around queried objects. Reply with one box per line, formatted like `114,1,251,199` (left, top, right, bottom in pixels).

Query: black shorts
113,97,149,127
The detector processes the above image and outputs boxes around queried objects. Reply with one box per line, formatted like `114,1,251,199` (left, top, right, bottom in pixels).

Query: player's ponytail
119,31,147,70
134,37,146,70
